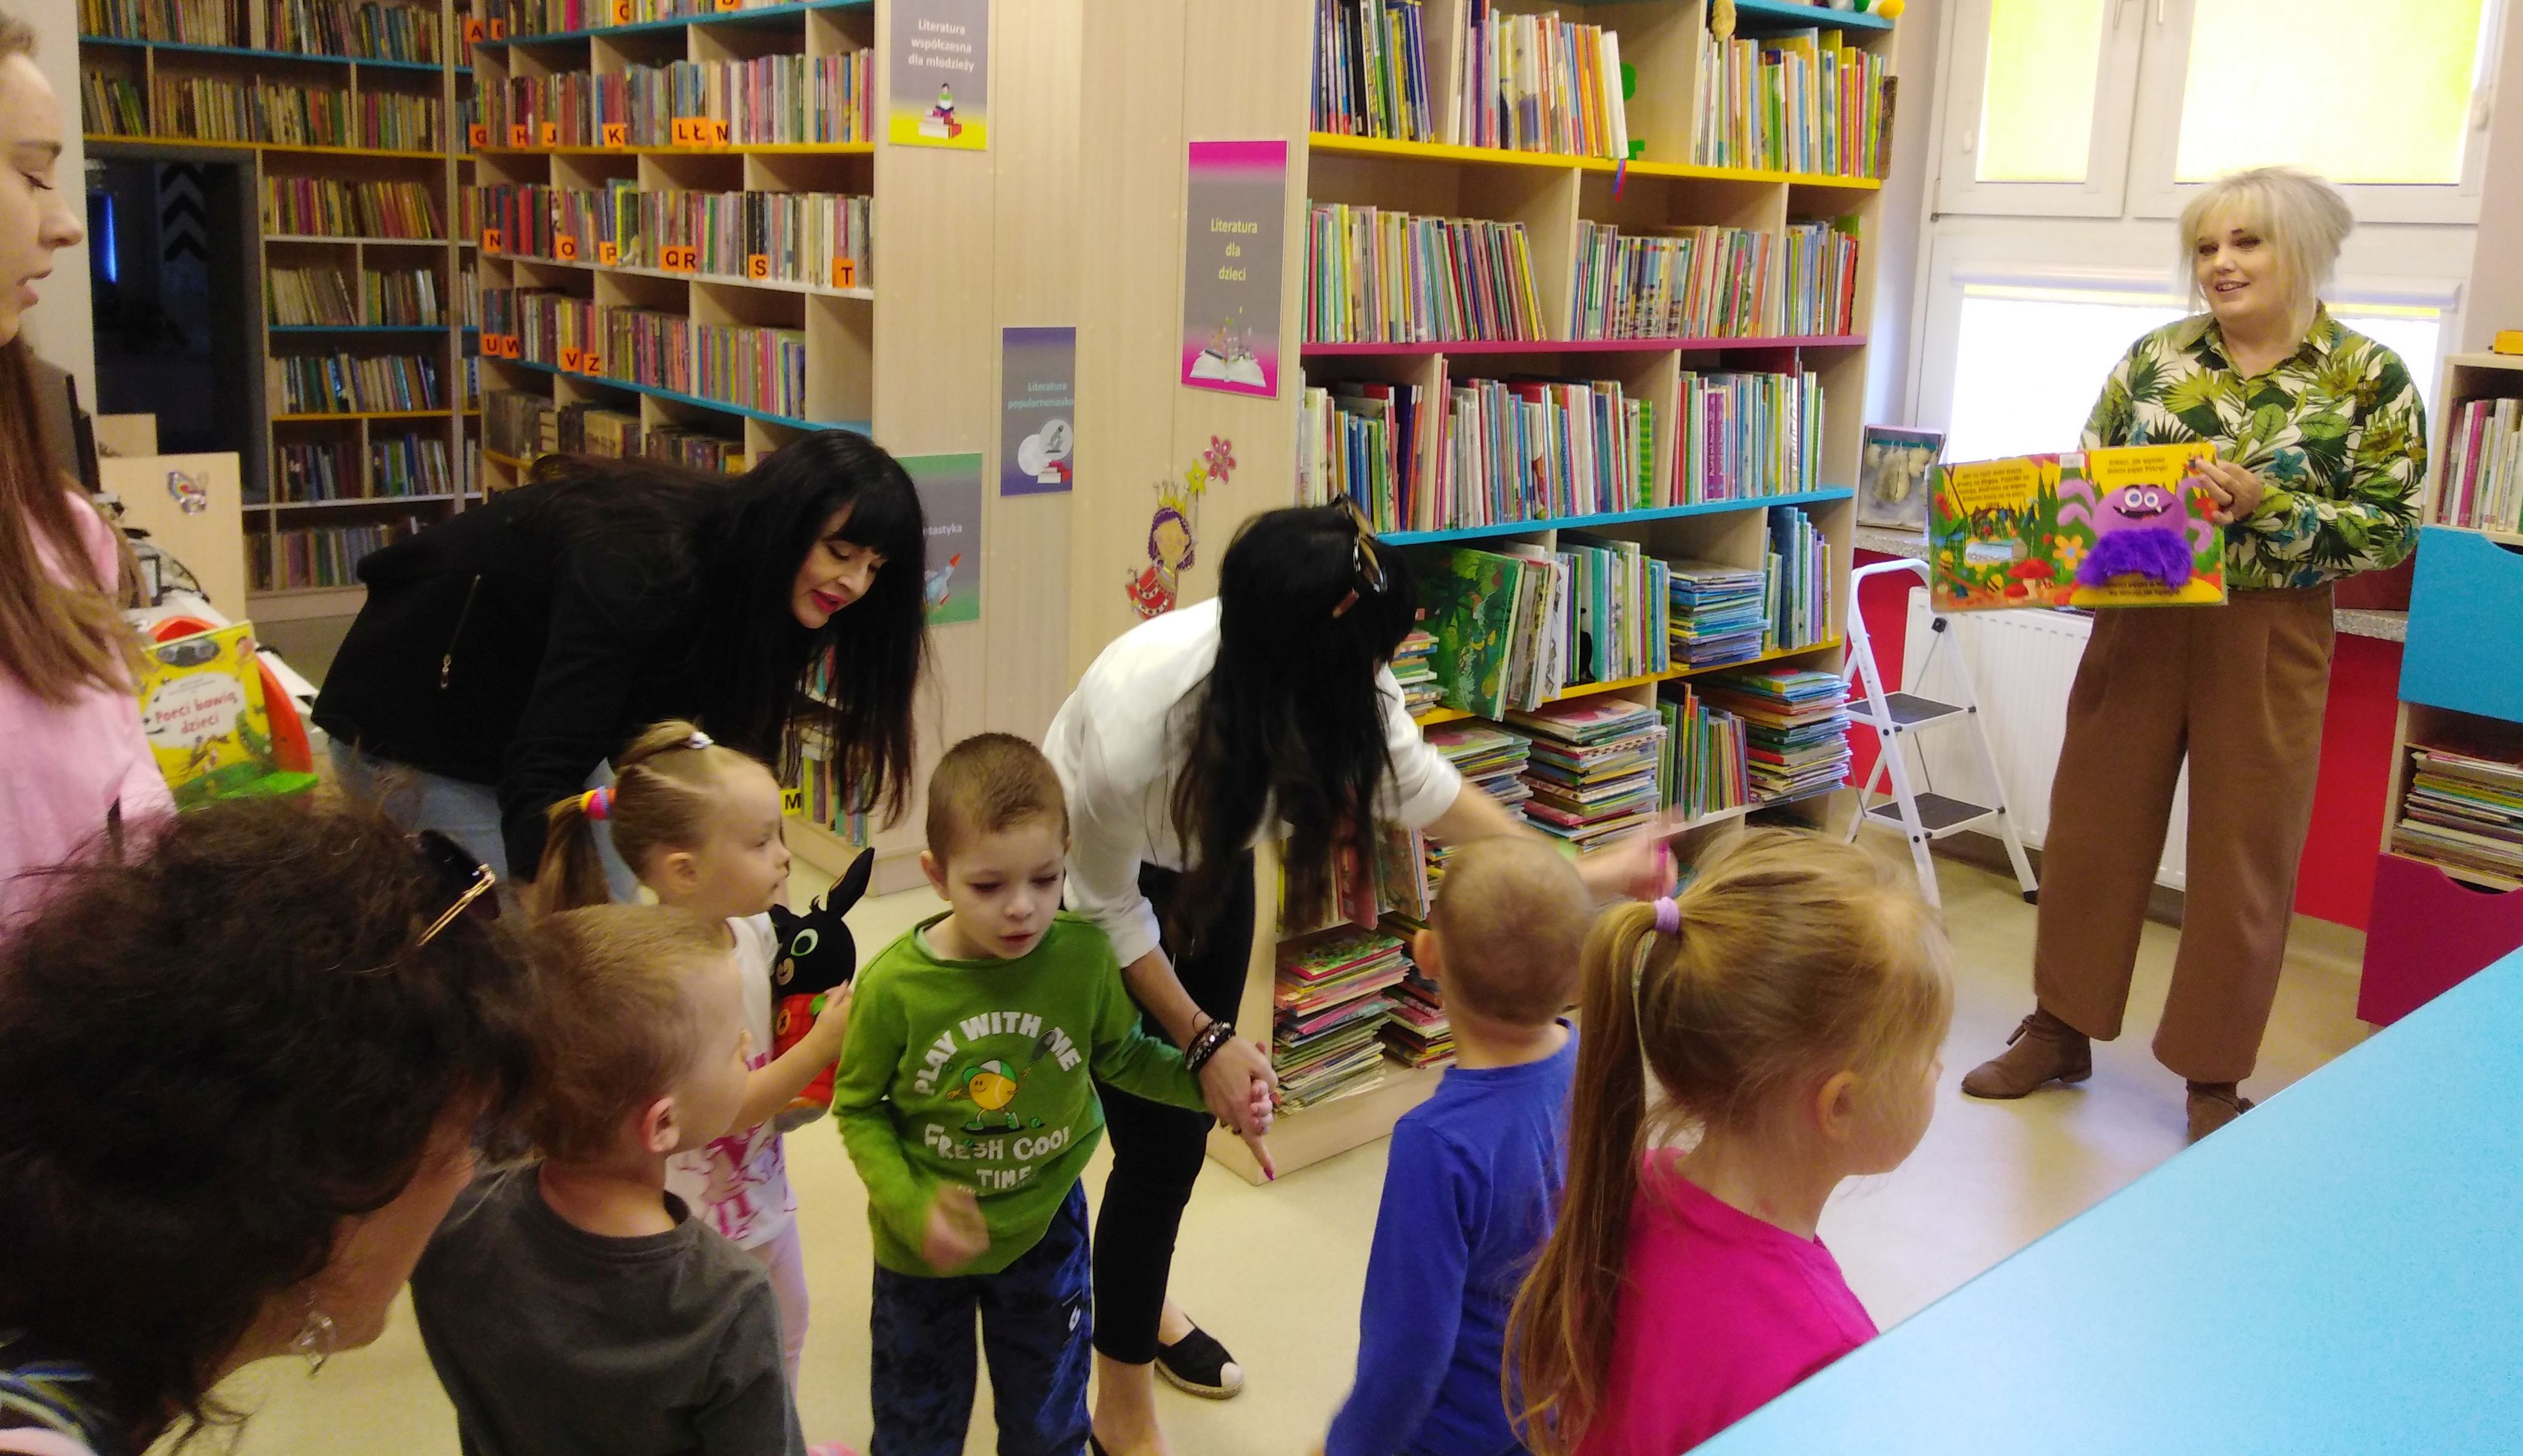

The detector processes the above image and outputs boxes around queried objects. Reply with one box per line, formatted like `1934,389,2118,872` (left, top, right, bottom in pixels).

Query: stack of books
1305,202,1544,343
1762,506,1831,653
1392,628,1440,716
1674,369,1823,505
2431,397,2523,533
1274,928,1411,1109
1695,26,1892,179
1508,697,1667,851
1701,666,1850,803
1782,221,1860,337
1665,559,1768,667
1380,962,1455,1070
2391,745,2523,888
1453,0,1630,159
1569,223,1776,340
1428,720,1533,810
1658,682,1751,821
1312,0,1433,141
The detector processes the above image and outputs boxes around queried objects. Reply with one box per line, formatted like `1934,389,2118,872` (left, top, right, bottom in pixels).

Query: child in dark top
831,733,1270,1456
1323,837,1597,1456
414,904,807,1456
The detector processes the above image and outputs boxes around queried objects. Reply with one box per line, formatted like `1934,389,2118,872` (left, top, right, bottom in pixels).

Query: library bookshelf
79,0,478,622
473,0,1084,882
2359,351,2523,1025
1068,0,1909,1182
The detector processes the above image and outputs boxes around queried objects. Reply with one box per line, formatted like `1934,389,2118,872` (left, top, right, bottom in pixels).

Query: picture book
135,623,301,808
1421,548,1524,719
1930,443,2226,611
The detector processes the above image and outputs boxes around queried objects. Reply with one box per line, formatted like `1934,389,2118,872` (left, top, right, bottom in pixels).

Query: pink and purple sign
1179,140,1286,399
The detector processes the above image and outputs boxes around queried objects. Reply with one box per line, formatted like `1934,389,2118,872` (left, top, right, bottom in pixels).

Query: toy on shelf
766,847,873,1127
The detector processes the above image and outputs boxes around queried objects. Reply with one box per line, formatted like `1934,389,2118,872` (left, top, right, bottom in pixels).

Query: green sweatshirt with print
833,910,1205,1277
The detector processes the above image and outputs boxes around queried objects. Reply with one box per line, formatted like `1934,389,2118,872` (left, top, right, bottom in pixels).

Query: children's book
1422,548,1524,718
1930,443,2226,611
135,622,310,807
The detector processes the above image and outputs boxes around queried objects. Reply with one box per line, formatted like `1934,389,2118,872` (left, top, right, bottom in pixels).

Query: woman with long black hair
315,430,928,889
1046,504,1671,1456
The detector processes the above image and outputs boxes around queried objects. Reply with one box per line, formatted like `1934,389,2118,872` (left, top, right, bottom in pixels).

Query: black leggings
1089,854,1256,1364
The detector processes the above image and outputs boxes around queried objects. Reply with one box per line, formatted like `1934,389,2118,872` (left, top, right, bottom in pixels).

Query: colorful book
1931,443,2227,611
1422,548,1526,718
135,623,314,807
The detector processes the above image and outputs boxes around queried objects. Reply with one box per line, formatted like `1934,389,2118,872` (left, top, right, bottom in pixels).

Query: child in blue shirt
1323,837,1596,1456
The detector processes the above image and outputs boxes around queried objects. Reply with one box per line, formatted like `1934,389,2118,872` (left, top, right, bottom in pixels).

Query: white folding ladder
1841,559,2038,910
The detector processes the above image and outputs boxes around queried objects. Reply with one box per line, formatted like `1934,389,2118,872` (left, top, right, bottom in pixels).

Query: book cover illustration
1931,443,2225,611
1422,549,1523,719
136,623,283,807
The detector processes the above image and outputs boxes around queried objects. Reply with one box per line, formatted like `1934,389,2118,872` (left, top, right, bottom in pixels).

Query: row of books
1570,224,1775,342
2431,395,2523,534
2391,743,2523,889
81,0,445,59
1695,27,1892,179
1305,202,1543,344
250,517,421,591
1311,0,1433,142
1454,0,1629,159
263,176,443,238
1274,927,1408,1109
264,432,456,501
480,387,750,475
268,265,457,326
269,351,443,414
478,182,873,290
482,287,809,419
371,432,461,497
146,76,430,150
483,0,822,38
784,723,873,850
1701,665,1850,803
485,51,875,149
1419,540,1664,719
1763,506,1831,654
1781,221,1861,338
80,78,149,138
1675,369,1823,506
1658,682,1752,821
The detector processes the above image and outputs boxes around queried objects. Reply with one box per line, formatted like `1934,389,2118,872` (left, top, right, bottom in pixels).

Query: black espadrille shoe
1154,1324,1244,1399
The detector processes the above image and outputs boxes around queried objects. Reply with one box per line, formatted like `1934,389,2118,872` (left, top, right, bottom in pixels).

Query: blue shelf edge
1727,0,1895,32
505,357,865,434
1380,487,1855,545
79,35,458,70
479,0,870,47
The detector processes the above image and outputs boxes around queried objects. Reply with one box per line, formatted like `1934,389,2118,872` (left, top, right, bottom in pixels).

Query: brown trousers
2032,587,2334,1082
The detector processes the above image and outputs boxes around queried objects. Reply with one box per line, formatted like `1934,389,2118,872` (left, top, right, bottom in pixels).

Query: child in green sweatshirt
833,733,1262,1456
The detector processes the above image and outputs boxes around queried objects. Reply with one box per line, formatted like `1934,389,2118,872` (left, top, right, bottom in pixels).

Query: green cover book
1422,548,1524,719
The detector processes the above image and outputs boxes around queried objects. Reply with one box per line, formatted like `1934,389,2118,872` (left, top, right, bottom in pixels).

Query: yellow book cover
136,623,280,807
1931,444,2226,611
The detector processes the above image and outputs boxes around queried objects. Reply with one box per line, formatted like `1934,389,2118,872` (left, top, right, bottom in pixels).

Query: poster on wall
1180,140,1286,398
903,452,983,624
888,0,989,150
1001,326,1077,495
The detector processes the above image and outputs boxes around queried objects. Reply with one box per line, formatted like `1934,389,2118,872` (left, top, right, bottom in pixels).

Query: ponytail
529,789,617,917
525,720,771,916
1508,901,1659,1456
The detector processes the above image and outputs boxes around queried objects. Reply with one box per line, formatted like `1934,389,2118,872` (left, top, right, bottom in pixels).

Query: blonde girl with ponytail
534,719,850,1391
1508,829,1954,1456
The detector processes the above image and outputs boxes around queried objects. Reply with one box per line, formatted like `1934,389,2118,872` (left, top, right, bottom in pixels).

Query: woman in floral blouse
1961,167,2426,1142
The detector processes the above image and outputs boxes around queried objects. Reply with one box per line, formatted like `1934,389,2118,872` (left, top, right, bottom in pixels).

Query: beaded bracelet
1184,1015,1237,1075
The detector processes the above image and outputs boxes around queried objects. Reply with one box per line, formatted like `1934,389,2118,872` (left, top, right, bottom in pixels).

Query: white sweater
1042,599,1464,967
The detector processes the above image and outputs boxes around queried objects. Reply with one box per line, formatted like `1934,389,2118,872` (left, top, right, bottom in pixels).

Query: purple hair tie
1653,897,1682,934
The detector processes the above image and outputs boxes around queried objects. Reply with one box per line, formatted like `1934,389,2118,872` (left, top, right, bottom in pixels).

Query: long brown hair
529,719,771,914
0,337,141,705
1507,830,1952,1455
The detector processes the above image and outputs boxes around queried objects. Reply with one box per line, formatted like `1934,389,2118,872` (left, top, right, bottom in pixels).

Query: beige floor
213,853,2371,1455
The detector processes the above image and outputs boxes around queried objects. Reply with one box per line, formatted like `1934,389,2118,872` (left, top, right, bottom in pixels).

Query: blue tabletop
1699,948,2523,1455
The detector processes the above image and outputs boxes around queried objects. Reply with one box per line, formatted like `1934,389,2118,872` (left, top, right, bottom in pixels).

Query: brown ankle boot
1960,1010,2093,1099
2185,1082,2254,1142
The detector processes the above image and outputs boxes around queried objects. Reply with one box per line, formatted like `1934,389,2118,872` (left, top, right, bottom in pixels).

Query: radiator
1897,589,2190,891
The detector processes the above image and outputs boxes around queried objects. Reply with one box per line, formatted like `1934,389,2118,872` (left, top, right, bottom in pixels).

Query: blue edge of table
1700,945,2523,1454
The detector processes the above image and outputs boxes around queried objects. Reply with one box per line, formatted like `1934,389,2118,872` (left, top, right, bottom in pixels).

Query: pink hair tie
580,787,613,821
1652,896,1682,935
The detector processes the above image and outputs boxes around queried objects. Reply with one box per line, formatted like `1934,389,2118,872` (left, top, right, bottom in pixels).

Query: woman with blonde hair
1962,167,2428,1140
0,12,169,931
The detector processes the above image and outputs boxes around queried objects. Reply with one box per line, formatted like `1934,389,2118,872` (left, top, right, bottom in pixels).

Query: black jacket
312,486,715,875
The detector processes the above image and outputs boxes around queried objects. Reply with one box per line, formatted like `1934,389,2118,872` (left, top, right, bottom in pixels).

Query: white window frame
2121,0,2508,226
1932,0,2149,218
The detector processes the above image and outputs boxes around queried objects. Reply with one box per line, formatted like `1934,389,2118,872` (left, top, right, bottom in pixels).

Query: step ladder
1842,558,2038,910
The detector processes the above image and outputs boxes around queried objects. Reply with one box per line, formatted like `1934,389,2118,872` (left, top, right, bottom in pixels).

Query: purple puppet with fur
2068,480,2207,591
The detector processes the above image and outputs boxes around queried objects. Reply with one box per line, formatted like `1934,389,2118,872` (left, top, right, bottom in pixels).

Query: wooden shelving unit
1071,0,1902,1182
80,0,477,611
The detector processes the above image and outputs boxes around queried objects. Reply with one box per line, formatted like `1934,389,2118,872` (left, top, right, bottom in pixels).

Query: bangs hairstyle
1167,506,1417,947
0,792,534,1451
1428,836,1591,1027
2179,166,2354,327
532,719,774,915
520,904,730,1163
1509,830,1952,1456
517,430,929,826
926,732,1069,865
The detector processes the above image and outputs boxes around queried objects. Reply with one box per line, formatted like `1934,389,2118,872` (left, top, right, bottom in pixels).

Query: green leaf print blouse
2080,307,2427,589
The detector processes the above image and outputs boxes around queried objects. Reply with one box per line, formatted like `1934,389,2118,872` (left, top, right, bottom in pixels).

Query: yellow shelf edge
477,141,873,157
272,409,452,421
1411,637,1843,726
1305,132,1882,190
87,133,445,159
489,249,872,300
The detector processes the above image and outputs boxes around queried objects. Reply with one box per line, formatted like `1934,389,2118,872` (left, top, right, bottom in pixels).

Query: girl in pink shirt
1509,830,1954,1456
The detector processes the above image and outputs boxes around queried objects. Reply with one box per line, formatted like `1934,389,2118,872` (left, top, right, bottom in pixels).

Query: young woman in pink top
0,11,169,931
1509,830,1955,1456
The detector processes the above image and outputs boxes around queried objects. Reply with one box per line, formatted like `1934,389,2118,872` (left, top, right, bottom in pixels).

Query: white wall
22,1,94,399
